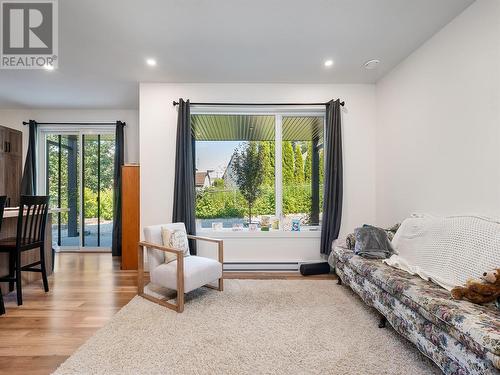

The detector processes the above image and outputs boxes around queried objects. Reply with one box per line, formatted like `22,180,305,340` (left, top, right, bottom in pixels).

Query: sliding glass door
39,127,115,251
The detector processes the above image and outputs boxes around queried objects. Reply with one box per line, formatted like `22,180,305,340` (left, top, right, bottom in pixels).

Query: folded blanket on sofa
354,225,395,259
384,214,500,291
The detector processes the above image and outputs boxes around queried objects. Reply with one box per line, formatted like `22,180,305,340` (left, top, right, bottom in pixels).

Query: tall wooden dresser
121,164,140,270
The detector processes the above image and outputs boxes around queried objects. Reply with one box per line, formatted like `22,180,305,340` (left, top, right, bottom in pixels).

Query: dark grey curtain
320,99,343,255
172,99,197,254
20,120,37,195
112,121,125,256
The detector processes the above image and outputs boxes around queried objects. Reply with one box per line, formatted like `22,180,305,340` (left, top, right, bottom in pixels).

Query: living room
0,0,498,374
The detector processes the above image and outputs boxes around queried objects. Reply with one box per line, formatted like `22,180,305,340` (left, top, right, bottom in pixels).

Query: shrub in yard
253,186,275,216
196,188,245,219
83,187,114,220
196,184,317,219
100,189,114,220
84,188,98,218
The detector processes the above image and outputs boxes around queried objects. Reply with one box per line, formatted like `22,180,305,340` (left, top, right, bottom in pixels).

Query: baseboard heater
223,261,301,272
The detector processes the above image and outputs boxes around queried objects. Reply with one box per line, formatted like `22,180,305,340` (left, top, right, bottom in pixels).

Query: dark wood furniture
0,196,6,235
0,196,50,306
0,209,53,297
0,125,23,207
0,195,6,315
121,165,140,270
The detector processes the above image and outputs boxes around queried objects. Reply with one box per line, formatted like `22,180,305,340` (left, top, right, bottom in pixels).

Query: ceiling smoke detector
363,59,380,70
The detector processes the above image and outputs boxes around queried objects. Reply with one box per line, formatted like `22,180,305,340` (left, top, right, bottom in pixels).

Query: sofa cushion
331,247,500,360
151,255,222,294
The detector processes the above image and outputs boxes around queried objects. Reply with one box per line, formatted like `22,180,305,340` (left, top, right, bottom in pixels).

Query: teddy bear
451,269,500,305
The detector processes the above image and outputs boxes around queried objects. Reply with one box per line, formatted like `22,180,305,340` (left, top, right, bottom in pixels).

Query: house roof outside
195,171,210,187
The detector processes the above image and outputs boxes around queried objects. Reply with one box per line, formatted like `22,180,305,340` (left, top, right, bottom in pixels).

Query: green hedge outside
83,188,114,220
196,184,322,219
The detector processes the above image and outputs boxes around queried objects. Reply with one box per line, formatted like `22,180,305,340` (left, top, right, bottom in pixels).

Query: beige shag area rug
53,280,440,375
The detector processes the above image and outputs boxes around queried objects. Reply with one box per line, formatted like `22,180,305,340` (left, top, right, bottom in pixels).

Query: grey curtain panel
320,99,343,255
112,121,125,256
172,99,197,255
20,120,38,195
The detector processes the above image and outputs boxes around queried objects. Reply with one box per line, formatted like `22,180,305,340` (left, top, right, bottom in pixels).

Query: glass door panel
82,134,98,247
46,134,80,248
98,134,115,247
43,129,115,251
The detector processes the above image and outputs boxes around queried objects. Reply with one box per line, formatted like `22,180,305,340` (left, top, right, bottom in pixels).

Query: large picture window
193,111,324,231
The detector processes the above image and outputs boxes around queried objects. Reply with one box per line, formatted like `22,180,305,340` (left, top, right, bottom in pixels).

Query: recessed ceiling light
324,59,334,67
44,64,55,71
146,58,157,67
363,59,380,70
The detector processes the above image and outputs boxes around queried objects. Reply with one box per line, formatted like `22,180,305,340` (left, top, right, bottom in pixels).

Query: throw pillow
161,227,190,264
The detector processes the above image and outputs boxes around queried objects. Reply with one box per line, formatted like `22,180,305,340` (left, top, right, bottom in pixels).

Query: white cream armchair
138,223,223,313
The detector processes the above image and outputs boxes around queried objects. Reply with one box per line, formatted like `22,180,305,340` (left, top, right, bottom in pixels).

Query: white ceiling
0,0,474,109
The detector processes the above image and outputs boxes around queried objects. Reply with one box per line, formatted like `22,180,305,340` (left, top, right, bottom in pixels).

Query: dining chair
0,195,50,306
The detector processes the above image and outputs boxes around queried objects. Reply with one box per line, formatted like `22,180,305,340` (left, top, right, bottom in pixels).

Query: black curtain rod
22,121,126,126
172,100,345,107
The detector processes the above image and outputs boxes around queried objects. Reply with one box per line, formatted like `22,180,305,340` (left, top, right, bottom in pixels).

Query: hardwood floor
0,253,137,375
0,253,335,374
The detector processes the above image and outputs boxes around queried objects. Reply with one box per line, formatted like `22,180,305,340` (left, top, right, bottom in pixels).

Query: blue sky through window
196,141,242,176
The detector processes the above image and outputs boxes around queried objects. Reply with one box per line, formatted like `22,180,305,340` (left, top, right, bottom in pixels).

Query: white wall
0,109,139,163
140,83,377,261
375,0,500,225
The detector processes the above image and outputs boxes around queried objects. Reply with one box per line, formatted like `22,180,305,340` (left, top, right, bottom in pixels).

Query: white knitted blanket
384,214,500,290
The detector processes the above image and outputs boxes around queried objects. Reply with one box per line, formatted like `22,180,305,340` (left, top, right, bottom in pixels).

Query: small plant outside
232,142,264,224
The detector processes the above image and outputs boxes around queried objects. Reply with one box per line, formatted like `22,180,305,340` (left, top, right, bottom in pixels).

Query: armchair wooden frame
138,235,223,313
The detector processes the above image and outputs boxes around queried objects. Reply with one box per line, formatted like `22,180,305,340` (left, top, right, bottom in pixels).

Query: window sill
196,229,321,239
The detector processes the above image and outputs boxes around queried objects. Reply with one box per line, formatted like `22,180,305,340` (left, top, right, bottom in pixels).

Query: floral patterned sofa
329,246,500,375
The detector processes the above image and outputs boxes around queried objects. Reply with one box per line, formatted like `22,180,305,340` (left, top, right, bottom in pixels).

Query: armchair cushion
144,223,188,271
161,227,190,263
151,256,222,293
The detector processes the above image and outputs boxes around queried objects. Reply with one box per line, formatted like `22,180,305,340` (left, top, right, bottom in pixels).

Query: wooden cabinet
6,128,23,156
4,154,22,207
121,165,140,270
0,127,5,153
0,126,22,207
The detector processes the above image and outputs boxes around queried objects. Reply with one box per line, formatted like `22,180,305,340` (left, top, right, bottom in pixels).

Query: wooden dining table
0,208,55,295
